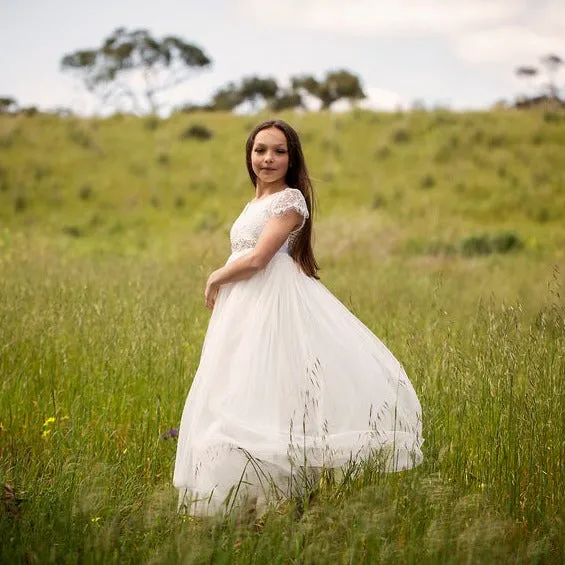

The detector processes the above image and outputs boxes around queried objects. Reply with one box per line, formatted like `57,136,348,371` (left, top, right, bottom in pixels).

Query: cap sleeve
268,188,309,228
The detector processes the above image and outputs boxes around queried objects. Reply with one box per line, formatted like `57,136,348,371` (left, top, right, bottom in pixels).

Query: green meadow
1,109,564,563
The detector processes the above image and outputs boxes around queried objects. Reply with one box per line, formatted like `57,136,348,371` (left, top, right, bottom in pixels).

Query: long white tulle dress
173,187,423,515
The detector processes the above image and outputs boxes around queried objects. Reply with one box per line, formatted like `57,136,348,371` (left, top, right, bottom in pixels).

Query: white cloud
241,0,565,66
455,25,565,65
242,0,524,34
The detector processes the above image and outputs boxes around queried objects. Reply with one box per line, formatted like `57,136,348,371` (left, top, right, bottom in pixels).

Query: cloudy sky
1,0,564,114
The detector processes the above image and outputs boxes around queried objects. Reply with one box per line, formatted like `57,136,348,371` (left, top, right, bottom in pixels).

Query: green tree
239,76,278,110
61,27,212,115
210,82,243,111
291,70,365,109
515,66,539,99
270,91,303,111
0,97,18,114
540,54,563,98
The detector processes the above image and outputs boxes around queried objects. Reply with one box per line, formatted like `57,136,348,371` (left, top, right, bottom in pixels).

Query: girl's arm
204,210,301,310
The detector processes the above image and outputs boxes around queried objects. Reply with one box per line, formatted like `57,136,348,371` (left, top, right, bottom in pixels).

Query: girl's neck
254,180,288,199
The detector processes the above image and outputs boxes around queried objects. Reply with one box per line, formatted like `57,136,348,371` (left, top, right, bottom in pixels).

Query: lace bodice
229,188,309,255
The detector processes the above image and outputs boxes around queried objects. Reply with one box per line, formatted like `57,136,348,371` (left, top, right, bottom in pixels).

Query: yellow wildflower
43,417,56,427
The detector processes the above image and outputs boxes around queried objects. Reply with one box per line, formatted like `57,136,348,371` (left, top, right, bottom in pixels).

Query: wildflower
43,417,56,427
41,429,51,439
160,428,179,440
91,516,101,523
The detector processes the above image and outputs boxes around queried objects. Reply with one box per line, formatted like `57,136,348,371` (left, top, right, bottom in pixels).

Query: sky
1,0,564,115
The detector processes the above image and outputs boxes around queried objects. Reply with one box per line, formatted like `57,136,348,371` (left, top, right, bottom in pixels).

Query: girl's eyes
254,148,287,154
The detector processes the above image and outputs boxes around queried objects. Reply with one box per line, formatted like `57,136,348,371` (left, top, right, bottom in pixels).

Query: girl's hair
245,119,319,279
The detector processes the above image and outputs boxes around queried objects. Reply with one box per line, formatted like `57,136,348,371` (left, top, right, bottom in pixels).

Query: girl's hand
205,273,220,311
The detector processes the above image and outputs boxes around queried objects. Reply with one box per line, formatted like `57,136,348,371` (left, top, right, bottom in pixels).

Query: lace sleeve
269,188,309,227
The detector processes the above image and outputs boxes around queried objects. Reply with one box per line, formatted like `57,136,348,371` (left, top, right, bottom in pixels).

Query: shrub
460,232,524,257
156,152,170,166
78,184,93,201
14,194,27,212
33,164,51,181
420,174,436,189
180,124,213,141
490,232,523,253
460,235,492,256
371,192,386,209
62,225,83,237
391,128,410,144
543,111,562,124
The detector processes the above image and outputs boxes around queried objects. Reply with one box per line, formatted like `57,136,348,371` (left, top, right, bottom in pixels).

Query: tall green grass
1,109,565,563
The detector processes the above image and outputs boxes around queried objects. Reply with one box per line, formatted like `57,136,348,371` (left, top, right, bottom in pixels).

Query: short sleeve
268,188,309,228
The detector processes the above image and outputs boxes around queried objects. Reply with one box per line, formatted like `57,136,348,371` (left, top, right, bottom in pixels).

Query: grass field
1,109,564,563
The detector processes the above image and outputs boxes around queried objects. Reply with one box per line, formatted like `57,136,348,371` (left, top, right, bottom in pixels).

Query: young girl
174,119,423,515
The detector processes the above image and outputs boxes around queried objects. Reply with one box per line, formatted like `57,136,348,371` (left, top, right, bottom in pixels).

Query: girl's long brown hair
245,119,320,279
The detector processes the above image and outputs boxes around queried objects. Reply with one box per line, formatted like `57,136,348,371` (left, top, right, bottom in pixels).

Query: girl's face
251,127,289,188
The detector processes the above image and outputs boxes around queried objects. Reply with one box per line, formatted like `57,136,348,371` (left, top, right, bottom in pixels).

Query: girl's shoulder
270,187,309,219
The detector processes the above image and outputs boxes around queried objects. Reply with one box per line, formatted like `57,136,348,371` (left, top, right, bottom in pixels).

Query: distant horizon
1,0,564,116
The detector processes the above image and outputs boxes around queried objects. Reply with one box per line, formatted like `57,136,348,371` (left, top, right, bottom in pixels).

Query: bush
14,194,27,213
460,235,492,256
491,232,524,253
62,225,83,237
371,192,386,209
391,128,410,144
180,124,213,141
460,232,523,257
543,111,562,124
78,184,93,201
420,174,436,189
156,151,170,166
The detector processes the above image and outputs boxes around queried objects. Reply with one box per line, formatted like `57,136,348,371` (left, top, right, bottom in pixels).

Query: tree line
515,54,564,108
60,27,364,115
1,27,564,116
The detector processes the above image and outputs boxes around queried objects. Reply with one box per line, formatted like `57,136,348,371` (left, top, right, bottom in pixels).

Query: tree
270,91,303,111
209,76,279,112
61,27,212,115
540,54,563,98
290,70,365,109
318,69,366,109
0,97,18,114
515,66,539,99
239,76,278,110
210,82,243,111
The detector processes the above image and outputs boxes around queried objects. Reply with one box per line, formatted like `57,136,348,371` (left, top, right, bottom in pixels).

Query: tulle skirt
173,250,423,515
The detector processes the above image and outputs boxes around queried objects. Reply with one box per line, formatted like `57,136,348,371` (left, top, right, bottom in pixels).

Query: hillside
1,109,564,257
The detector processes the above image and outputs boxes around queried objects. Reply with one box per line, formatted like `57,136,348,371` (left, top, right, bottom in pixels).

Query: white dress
173,188,423,515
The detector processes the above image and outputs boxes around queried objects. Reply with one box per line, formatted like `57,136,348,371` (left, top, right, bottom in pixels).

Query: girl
174,119,423,516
